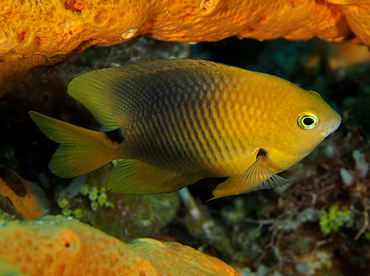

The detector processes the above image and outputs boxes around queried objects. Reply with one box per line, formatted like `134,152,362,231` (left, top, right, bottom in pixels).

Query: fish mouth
326,118,342,136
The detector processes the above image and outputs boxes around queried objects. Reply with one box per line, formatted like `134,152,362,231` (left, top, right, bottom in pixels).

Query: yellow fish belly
29,59,341,199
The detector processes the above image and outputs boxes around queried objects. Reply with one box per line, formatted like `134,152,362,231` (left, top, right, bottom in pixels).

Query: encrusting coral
0,215,240,276
1,0,370,95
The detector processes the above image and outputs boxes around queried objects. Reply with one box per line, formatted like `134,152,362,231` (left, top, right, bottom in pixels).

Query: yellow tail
29,111,115,178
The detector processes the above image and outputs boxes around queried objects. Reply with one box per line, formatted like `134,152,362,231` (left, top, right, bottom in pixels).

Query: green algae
319,205,355,235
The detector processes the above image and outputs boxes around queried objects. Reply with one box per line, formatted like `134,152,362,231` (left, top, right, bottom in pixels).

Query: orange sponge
0,215,240,276
1,0,369,96
0,166,48,220
0,0,356,60
327,0,370,45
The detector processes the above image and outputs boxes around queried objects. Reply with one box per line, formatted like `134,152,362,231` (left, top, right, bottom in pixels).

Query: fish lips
325,118,342,136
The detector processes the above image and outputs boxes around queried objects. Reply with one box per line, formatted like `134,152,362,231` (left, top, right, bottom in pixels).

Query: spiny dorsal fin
67,59,233,131
68,70,123,130
211,156,291,200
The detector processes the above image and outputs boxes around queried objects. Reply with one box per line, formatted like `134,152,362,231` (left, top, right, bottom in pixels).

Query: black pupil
303,117,314,125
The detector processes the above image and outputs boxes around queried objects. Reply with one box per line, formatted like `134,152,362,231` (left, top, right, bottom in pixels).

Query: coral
0,215,240,276
2,0,370,95
0,166,49,220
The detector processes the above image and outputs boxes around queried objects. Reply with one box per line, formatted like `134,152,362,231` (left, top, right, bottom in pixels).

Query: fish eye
298,114,318,130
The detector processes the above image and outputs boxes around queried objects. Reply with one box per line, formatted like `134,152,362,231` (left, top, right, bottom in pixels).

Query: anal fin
106,159,200,195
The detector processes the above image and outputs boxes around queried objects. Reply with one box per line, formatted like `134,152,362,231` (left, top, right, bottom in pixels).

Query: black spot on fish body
256,148,267,159
105,128,124,144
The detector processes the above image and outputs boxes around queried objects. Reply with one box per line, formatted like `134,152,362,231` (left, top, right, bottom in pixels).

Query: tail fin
29,111,115,178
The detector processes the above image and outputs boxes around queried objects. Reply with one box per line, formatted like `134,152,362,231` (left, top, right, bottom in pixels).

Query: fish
29,59,341,199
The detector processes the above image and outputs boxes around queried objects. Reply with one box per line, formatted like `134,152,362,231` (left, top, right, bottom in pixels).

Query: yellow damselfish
29,59,341,199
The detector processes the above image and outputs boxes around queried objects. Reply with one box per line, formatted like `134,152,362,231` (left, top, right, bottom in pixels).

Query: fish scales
29,59,341,198
192,103,216,164
123,66,247,174
189,103,215,165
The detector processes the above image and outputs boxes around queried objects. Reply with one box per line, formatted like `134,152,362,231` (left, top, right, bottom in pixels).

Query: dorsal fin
67,59,231,130
68,69,125,130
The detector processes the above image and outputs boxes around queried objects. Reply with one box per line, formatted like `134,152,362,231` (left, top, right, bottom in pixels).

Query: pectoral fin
107,159,200,195
211,156,292,200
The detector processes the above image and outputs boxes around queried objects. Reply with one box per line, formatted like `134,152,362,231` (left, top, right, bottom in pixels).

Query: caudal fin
29,111,115,178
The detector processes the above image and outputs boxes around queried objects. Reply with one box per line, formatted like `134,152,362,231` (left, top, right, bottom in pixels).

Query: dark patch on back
256,148,267,159
0,166,27,197
105,128,124,144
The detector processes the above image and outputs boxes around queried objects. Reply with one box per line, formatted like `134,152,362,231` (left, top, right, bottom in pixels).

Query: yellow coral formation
0,215,240,276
